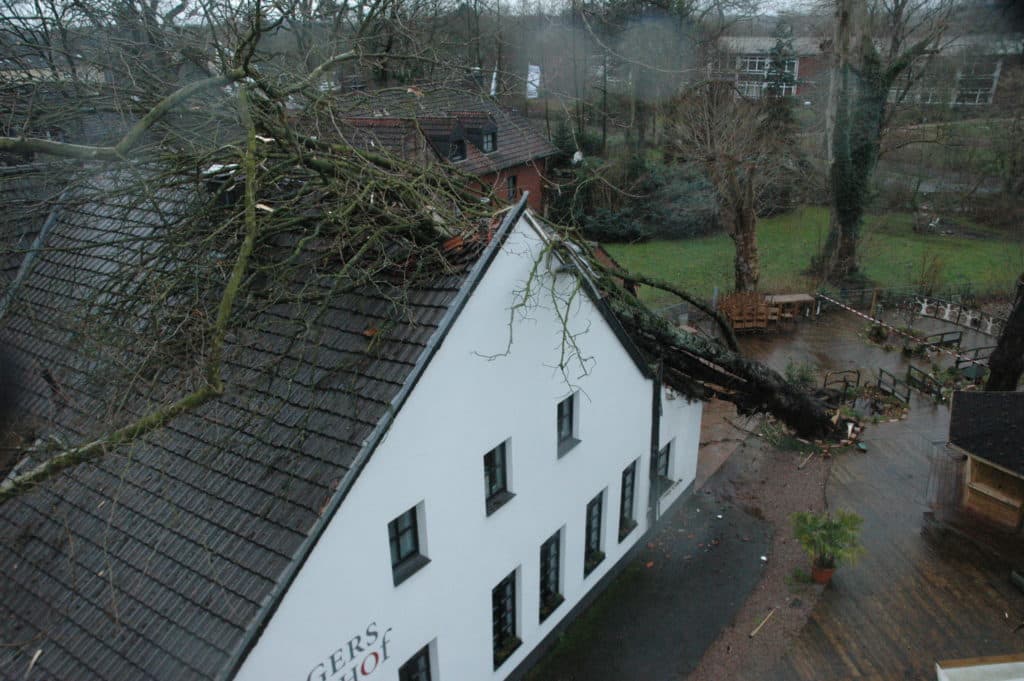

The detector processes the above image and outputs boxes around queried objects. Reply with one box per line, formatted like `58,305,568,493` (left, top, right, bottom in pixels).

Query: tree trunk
728,169,760,292
729,186,761,292
733,225,759,292
986,274,1024,391
606,292,835,439
819,1,868,283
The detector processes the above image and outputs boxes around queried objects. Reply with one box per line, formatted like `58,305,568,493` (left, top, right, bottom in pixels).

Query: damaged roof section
0,162,523,680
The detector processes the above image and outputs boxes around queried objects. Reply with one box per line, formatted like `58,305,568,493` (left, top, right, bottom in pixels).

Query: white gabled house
0,189,700,681
233,202,701,681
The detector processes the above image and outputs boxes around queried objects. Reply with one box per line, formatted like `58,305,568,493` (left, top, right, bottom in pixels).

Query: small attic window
482,132,496,153
449,140,466,161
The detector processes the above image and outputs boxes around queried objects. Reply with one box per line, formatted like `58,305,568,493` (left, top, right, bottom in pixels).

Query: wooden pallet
719,292,778,332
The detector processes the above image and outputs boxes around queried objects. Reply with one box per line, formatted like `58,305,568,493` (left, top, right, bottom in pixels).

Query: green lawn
605,206,1024,308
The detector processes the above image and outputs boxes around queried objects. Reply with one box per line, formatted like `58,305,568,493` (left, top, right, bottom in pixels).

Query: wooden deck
766,404,1024,681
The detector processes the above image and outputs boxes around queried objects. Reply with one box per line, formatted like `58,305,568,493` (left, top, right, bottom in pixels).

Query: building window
737,80,765,99
556,393,579,456
953,58,999,106
492,570,521,668
398,645,432,681
506,174,517,200
449,140,466,161
482,132,496,152
484,440,514,515
388,504,429,586
619,461,638,540
739,55,769,73
955,88,992,106
655,441,672,481
539,530,563,621
584,492,605,576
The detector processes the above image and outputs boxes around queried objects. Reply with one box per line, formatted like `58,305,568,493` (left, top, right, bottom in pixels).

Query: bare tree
663,80,798,292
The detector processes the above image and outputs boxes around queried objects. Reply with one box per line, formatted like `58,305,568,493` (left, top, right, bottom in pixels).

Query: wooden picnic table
765,293,816,319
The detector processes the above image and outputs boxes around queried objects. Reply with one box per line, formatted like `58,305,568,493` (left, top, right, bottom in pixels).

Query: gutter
219,196,530,681
649,359,663,524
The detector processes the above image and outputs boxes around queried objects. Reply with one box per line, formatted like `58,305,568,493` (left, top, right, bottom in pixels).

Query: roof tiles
337,85,557,176
0,168,488,680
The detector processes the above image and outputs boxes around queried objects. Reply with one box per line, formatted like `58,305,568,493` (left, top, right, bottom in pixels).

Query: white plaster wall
656,386,703,515
235,215,702,681
937,661,1024,681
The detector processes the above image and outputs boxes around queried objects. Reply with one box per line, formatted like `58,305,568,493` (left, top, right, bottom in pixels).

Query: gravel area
685,435,832,681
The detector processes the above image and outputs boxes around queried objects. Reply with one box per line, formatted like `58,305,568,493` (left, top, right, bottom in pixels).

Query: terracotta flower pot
811,563,836,585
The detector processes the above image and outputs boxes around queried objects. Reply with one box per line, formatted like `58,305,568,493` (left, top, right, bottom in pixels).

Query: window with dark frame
556,394,577,455
482,132,496,152
398,645,431,681
584,493,604,576
389,507,418,566
492,571,520,668
619,461,638,540
655,442,671,480
539,531,563,621
449,140,466,161
484,441,513,515
388,505,428,585
506,174,517,200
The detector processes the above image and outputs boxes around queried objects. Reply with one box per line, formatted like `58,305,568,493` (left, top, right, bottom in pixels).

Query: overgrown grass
605,206,1024,307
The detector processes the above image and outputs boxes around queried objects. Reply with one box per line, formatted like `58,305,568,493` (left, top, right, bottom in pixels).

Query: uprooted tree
0,1,839,501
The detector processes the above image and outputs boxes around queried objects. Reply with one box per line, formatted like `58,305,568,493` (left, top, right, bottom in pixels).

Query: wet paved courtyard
742,310,1024,681
528,307,1024,681
525,483,771,681
739,305,995,381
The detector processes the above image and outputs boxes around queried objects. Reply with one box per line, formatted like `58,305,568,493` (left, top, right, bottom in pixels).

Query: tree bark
730,170,760,292
818,0,947,284
985,274,1024,391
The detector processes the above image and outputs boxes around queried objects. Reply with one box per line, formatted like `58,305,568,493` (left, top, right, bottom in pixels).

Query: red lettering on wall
360,652,380,676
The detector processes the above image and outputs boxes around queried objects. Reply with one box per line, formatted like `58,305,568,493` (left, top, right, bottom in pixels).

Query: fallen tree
576,256,836,439
0,13,840,502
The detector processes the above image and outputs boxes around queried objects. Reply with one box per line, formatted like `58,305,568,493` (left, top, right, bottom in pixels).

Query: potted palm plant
791,510,864,585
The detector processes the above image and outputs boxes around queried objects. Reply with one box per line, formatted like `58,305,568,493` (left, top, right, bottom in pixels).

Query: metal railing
906,365,942,397
877,368,911,404
921,330,963,351
823,369,861,400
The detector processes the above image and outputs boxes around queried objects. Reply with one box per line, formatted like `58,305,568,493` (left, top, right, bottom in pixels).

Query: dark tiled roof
950,391,1024,475
337,85,557,176
338,118,432,159
450,111,495,131
0,169,519,680
0,164,63,286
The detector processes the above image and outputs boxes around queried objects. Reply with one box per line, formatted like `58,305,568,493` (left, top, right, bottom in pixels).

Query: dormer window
482,132,496,153
449,140,466,161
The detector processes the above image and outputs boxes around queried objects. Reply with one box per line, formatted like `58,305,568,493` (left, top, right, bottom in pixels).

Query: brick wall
478,160,548,213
